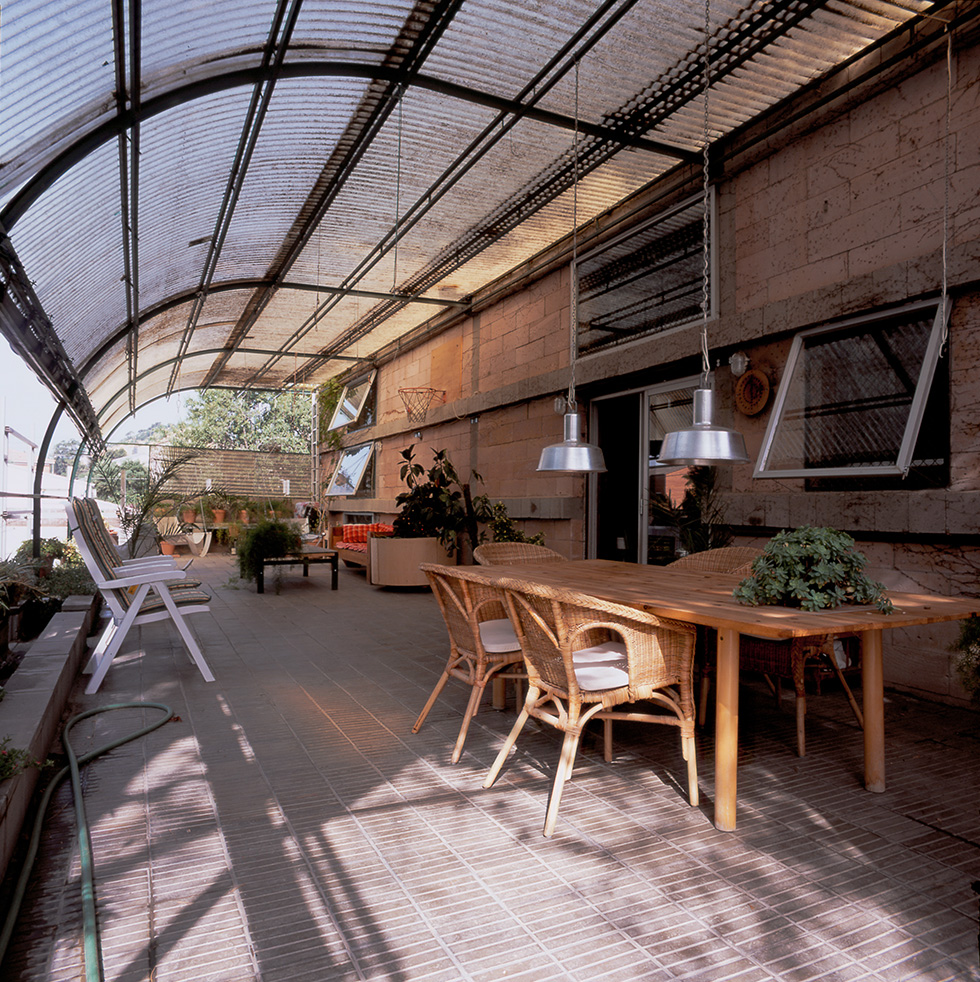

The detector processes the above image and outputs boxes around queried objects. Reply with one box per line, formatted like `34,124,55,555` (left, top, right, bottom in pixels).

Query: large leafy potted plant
237,520,302,584
370,446,489,586
733,526,894,613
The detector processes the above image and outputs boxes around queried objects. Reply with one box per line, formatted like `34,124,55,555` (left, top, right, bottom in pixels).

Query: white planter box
368,536,449,587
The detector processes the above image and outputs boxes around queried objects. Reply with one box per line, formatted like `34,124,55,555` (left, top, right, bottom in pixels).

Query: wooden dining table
459,558,980,831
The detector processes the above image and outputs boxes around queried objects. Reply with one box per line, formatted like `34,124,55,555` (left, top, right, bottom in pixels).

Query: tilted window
577,193,711,357
327,371,376,431
755,299,950,481
326,443,375,496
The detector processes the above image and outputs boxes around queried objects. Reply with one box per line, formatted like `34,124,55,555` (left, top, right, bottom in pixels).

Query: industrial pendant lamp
538,60,606,474
658,0,748,467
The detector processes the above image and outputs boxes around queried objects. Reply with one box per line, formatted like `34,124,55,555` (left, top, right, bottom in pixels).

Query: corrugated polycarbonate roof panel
136,88,260,308
0,1,114,183
291,0,420,52
140,0,281,81
0,0,953,436
213,76,379,282
8,139,127,364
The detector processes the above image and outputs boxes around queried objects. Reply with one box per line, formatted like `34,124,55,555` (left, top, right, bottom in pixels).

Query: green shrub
486,502,544,545
236,520,302,581
733,526,893,614
951,617,980,704
0,735,52,782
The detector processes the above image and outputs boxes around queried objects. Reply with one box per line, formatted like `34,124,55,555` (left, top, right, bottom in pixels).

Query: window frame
754,298,950,480
575,190,715,358
326,370,376,431
325,442,375,496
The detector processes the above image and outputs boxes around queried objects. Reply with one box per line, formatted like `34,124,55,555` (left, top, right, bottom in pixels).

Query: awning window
327,371,376,431
755,299,949,480
326,443,375,496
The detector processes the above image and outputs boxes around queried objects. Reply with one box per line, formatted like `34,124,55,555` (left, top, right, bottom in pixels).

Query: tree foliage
169,389,311,453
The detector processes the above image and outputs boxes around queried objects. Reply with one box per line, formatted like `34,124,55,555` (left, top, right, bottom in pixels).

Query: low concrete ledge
0,595,100,885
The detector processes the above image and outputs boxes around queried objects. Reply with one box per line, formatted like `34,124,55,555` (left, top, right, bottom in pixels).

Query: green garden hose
0,702,173,981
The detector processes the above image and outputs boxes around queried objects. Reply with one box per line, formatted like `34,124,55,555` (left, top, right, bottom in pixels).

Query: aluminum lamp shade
537,412,607,473
657,389,749,466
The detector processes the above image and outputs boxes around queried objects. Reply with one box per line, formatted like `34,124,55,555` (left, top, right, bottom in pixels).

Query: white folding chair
67,499,215,693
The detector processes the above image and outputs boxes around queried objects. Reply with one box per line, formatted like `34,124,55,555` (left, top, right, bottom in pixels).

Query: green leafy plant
236,520,302,581
392,446,492,555
485,502,545,545
649,466,732,556
734,526,894,613
90,447,204,557
13,537,68,565
950,617,980,704
317,377,345,450
0,559,42,612
0,735,52,782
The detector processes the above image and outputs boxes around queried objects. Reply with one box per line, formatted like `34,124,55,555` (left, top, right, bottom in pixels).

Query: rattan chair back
667,546,763,575
473,542,566,565
413,563,525,763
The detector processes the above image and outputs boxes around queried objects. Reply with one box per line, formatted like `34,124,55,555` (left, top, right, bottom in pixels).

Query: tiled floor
3,555,979,981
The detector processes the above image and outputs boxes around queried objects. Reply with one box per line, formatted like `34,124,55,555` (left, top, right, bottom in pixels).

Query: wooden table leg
714,628,740,832
862,628,885,793
256,564,265,594
331,553,338,590
491,678,507,709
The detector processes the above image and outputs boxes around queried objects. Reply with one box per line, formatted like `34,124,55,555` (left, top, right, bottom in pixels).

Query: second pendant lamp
658,0,748,468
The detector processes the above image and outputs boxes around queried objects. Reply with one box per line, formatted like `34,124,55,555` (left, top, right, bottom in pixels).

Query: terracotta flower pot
160,540,176,556
181,509,196,524
212,508,227,523
240,510,250,524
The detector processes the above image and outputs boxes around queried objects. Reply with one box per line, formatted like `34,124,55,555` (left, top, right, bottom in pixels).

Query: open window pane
327,371,376,430
755,300,949,479
326,443,374,496
577,193,710,357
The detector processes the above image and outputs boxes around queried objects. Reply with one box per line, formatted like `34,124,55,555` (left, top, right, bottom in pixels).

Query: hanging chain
392,84,404,293
699,0,711,387
941,25,951,349
568,59,581,412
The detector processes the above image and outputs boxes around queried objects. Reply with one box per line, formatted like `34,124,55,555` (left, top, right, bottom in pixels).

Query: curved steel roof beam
0,62,691,233
167,0,304,395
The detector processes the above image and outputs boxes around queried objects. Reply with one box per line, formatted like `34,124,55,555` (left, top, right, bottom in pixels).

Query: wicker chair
667,546,762,576
481,574,698,837
668,547,763,723
414,563,526,763
669,548,863,755
732,633,864,757
473,542,566,565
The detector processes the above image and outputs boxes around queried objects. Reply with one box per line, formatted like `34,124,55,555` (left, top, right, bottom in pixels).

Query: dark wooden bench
256,550,339,594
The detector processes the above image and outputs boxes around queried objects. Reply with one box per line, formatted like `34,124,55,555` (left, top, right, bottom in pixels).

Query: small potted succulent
733,526,894,614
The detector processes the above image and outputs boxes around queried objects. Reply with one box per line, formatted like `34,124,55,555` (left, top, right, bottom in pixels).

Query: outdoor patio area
4,555,979,982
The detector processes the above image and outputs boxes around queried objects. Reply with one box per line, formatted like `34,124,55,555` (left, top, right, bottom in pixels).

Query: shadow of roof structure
3,554,978,981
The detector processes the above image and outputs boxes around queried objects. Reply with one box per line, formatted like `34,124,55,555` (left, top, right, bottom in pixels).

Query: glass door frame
589,374,701,563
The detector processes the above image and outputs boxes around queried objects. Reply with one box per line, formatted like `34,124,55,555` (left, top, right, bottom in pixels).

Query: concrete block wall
322,35,980,702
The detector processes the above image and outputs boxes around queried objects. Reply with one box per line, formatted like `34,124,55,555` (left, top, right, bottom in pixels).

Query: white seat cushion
572,640,629,690
479,617,520,653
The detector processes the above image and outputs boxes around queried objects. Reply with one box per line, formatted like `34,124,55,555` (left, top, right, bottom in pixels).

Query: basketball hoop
398,387,443,424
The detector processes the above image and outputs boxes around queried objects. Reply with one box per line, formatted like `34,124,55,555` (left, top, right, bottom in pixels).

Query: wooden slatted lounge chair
67,499,214,693
414,563,525,763
480,572,698,837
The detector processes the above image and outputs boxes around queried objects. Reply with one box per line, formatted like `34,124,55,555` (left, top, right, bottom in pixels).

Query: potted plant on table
236,520,302,585
733,526,894,613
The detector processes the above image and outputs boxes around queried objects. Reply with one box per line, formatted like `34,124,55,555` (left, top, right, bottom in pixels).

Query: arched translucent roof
0,0,945,443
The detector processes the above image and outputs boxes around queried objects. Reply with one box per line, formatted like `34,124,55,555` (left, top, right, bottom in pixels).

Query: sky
0,340,187,451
